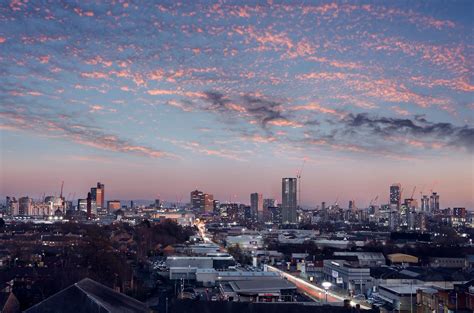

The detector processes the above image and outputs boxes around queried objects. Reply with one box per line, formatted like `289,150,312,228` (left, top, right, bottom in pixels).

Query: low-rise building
333,252,386,267
322,259,372,295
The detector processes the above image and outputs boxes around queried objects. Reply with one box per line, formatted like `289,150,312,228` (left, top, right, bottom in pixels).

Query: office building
263,198,276,209
250,193,263,220
191,190,204,211
87,192,93,219
282,178,297,224
78,199,87,212
90,182,105,213
107,200,121,212
390,183,401,208
204,193,214,213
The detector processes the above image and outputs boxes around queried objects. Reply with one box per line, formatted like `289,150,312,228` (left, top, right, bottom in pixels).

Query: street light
322,281,332,303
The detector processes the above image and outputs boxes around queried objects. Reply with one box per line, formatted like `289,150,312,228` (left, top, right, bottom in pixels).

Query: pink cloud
292,102,346,118
391,106,410,116
147,89,176,96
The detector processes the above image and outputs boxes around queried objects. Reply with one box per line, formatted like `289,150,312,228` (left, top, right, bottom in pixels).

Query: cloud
343,113,474,152
202,91,292,129
291,103,346,118
0,109,175,159
162,137,245,161
147,89,177,96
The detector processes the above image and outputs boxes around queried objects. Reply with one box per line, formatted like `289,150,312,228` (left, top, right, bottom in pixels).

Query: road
196,221,211,243
266,265,371,310
196,222,370,309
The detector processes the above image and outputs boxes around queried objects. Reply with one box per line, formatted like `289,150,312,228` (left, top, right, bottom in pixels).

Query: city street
265,265,371,310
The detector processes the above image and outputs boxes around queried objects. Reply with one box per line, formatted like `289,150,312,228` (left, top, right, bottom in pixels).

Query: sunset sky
0,1,473,208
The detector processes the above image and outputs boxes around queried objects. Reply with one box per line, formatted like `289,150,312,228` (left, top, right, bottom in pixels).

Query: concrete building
250,193,263,221
333,252,386,267
219,278,297,302
195,269,280,286
378,284,422,313
18,197,32,216
429,192,440,212
150,212,195,227
226,235,263,250
167,255,235,273
323,259,372,295
281,178,297,224
429,257,467,269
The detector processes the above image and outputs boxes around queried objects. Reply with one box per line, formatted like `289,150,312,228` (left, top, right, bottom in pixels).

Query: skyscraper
263,198,276,209
282,178,297,224
91,182,104,210
18,197,32,216
204,193,214,213
390,183,401,208
429,192,440,212
86,192,92,219
190,190,204,211
421,195,430,212
250,193,263,220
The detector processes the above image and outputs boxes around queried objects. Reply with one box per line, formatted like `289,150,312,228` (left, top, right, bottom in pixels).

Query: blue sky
0,1,473,208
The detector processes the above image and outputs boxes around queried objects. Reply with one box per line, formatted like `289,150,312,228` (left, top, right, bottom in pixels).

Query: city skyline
1,2,473,208
1,178,463,211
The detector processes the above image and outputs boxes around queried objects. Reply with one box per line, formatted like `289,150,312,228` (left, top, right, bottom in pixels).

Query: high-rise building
263,198,276,222
204,193,214,213
154,199,161,208
250,193,263,220
349,200,356,211
78,199,87,212
320,201,328,221
263,198,276,209
390,183,401,208
6,197,18,216
91,182,105,212
213,200,220,214
421,195,430,212
18,197,32,216
282,178,297,224
191,190,204,211
86,192,93,219
429,192,440,212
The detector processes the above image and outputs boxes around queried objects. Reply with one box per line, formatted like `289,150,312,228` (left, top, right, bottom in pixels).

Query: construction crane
59,181,64,209
410,186,416,199
369,195,379,207
60,181,64,199
296,159,306,208
175,195,183,208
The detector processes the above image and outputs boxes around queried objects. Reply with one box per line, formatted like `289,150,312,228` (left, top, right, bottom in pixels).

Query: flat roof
229,279,296,293
380,284,426,295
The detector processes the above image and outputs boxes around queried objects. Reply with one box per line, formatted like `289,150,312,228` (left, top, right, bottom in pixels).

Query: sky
0,1,473,208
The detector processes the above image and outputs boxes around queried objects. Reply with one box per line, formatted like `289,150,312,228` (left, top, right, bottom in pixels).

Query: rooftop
25,278,149,313
229,278,296,293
